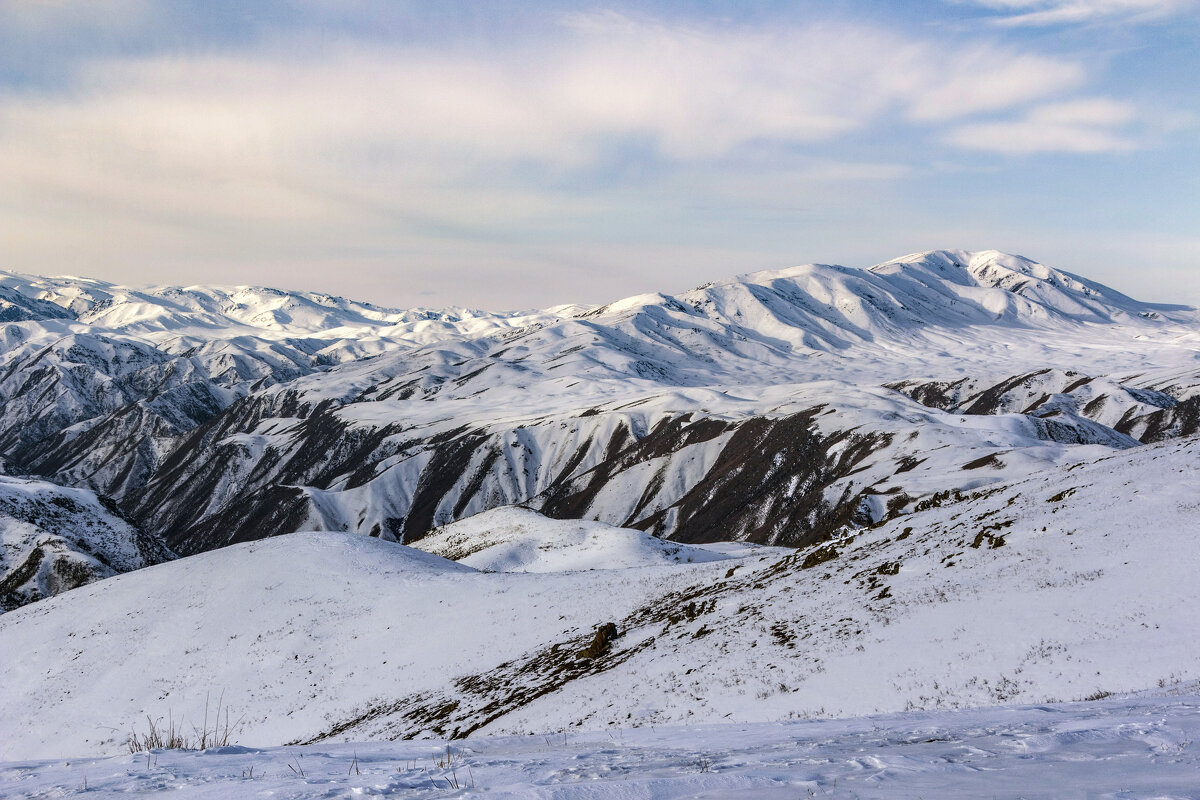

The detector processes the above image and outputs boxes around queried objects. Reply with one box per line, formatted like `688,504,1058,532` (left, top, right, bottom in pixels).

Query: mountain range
2,249,1196,564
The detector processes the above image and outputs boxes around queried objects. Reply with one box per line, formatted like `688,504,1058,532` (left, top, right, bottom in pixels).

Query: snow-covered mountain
0,269,564,339
0,272,568,525
0,249,1197,573
86,249,1198,555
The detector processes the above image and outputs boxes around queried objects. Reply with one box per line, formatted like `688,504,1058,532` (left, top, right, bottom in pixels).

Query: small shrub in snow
126,694,241,753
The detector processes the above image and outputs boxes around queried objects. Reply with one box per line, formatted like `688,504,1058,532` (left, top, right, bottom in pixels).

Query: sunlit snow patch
412,506,782,572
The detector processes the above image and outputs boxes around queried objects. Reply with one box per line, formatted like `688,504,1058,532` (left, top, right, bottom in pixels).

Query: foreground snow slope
3,691,1198,799
332,434,1200,743
0,531,720,760
2,434,1197,761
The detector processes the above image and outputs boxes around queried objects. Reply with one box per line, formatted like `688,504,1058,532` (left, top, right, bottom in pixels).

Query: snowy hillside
2,433,1196,760
0,248,1196,584
413,506,771,571
0,475,170,612
0,269,563,341
0,271,569,522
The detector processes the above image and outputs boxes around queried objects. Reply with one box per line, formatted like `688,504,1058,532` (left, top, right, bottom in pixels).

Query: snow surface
0,530,714,760
2,693,1198,798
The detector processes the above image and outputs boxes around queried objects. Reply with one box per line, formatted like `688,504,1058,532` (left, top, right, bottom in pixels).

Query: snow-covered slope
0,270,562,342
868,249,1182,322
2,434,1196,759
413,506,769,571
4,693,1199,798
0,475,171,611
889,367,1200,444
124,371,1154,555
85,250,1192,554
0,530,701,759
339,433,1200,743
226,249,1198,415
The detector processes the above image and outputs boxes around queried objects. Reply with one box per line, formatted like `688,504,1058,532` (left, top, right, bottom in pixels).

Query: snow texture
2,693,1198,798
412,506,778,571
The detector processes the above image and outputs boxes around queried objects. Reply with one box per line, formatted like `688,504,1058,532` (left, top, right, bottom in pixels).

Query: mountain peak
865,248,1187,323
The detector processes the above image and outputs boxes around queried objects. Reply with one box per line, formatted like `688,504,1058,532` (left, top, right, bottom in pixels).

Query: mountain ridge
1,249,1197,595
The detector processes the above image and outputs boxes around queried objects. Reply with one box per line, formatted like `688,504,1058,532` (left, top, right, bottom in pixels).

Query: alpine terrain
1,249,1198,797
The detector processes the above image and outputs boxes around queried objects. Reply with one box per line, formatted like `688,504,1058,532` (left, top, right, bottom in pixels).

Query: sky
1,0,1197,309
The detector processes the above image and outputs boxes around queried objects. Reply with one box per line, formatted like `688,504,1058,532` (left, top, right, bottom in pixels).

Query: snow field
0,531,731,760
2,692,1198,798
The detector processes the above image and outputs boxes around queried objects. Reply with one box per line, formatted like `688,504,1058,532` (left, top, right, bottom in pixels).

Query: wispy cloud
0,14,1094,200
951,0,1195,26
945,98,1137,153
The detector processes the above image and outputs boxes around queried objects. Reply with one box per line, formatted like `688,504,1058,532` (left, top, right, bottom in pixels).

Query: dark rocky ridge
887,369,1196,445
117,392,894,554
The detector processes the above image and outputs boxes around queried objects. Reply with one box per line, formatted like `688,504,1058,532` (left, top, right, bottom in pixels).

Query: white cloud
944,98,1138,153
951,0,1195,25
0,13,1094,169
0,13,1133,302
1026,98,1135,126
905,53,1084,121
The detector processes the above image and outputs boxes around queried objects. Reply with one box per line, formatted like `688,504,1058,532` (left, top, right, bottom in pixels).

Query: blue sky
1,0,1197,308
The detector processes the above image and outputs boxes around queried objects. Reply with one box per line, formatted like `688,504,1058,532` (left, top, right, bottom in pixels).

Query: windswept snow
3,692,1199,799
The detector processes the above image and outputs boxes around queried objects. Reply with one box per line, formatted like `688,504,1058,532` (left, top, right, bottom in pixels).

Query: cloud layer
0,8,1192,306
